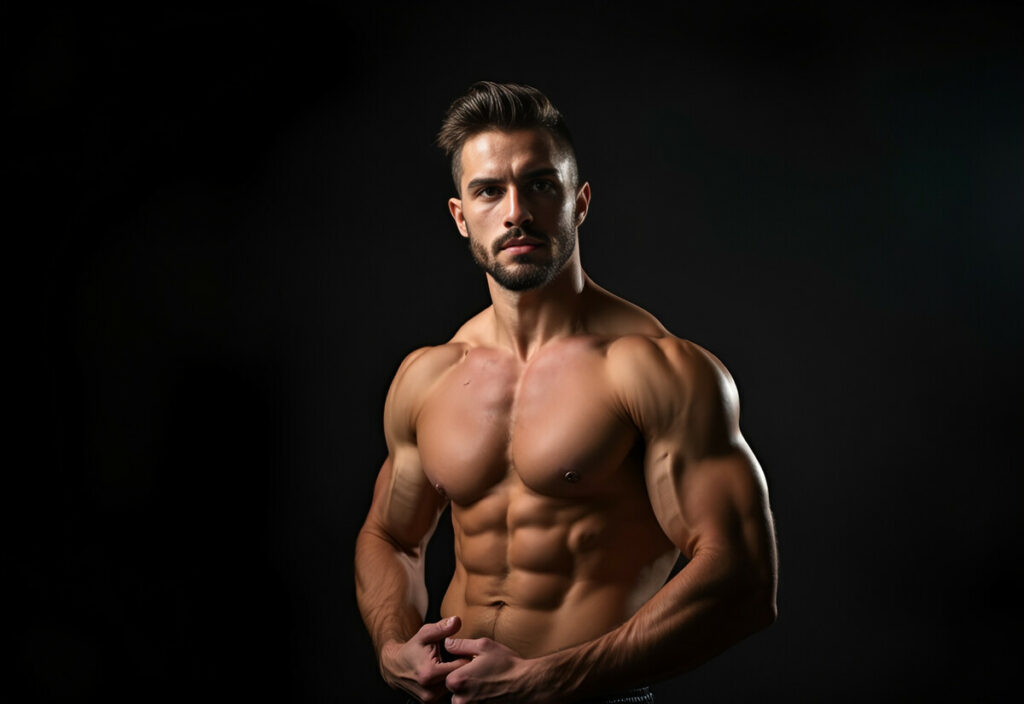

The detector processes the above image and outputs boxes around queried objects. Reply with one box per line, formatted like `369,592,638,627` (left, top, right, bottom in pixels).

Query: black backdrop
23,3,1023,702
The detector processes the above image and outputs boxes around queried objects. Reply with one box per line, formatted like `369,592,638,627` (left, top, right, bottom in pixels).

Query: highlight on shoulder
384,342,470,442
605,332,741,448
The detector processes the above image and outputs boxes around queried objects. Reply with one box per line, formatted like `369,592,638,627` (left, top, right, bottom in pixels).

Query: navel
563,470,581,483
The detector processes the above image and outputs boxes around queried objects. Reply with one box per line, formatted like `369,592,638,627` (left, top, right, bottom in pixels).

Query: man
355,81,778,704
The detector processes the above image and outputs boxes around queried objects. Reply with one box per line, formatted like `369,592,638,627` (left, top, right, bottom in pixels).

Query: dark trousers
405,685,653,703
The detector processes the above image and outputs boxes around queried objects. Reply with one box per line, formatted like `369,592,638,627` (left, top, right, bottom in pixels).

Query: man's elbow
726,557,777,635
701,543,778,635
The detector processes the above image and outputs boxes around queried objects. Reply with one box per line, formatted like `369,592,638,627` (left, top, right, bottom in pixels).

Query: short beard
467,216,577,292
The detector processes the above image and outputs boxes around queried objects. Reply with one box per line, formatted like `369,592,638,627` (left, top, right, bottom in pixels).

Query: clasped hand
382,616,546,703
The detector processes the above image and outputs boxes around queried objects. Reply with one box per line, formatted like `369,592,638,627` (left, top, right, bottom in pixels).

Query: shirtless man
355,82,778,703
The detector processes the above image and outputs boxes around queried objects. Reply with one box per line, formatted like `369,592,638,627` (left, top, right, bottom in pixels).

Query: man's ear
448,197,468,238
575,182,591,227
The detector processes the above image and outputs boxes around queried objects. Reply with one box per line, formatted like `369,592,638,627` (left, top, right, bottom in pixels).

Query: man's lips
500,235,544,251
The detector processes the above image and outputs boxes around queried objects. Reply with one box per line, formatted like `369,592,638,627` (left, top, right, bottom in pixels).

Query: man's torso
409,313,681,658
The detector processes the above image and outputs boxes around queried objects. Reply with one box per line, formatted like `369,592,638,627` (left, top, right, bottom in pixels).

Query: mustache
492,225,547,256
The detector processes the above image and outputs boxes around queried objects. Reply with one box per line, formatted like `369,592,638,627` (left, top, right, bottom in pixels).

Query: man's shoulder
606,332,716,366
580,282,733,398
390,307,498,393
606,332,738,434
607,333,725,387
383,342,468,444
390,342,469,396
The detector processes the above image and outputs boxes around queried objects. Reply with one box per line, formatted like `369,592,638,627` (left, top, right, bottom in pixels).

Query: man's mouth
501,237,543,250
497,229,545,254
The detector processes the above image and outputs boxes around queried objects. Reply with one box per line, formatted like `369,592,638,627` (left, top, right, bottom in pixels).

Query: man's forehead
459,128,571,179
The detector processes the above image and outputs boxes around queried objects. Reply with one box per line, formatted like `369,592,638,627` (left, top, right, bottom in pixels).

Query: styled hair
437,81,579,192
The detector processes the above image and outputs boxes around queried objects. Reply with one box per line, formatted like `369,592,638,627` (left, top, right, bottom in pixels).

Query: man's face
448,129,589,292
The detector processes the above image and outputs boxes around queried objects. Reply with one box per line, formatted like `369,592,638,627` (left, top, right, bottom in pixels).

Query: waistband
579,686,654,704
405,684,654,704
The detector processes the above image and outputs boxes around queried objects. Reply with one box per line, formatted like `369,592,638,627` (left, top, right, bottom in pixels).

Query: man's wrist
524,651,580,702
377,639,403,680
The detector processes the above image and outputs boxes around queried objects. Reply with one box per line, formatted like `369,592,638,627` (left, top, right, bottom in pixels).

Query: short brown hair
437,81,579,193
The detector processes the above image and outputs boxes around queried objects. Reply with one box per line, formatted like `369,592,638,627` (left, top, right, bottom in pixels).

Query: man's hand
380,617,469,703
444,636,551,704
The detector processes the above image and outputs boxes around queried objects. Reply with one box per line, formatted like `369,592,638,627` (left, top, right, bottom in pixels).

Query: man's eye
531,180,556,192
478,186,501,197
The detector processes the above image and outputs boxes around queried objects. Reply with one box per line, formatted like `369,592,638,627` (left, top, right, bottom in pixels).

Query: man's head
438,81,580,195
441,85,591,293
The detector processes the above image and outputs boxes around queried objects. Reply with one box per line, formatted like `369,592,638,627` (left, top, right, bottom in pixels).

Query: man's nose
503,187,533,228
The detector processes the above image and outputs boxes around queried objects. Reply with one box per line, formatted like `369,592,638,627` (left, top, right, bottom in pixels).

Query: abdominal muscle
439,471,678,658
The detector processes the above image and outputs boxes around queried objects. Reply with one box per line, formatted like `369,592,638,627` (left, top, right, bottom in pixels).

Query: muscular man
355,82,778,704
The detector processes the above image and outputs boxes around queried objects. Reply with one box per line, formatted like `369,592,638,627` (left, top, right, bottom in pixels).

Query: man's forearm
354,524,430,656
534,549,776,700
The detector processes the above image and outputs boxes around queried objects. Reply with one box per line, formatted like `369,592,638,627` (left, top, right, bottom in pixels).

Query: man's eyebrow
466,176,502,191
466,168,560,192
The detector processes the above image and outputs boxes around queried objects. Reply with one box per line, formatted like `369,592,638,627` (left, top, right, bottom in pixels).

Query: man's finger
443,636,491,657
415,656,470,687
432,658,470,679
409,660,471,702
413,615,462,644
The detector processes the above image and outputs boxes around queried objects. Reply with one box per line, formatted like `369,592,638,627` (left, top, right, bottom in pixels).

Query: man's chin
488,265,553,292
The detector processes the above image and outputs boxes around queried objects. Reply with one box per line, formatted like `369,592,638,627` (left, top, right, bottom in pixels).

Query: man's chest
415,341,639,505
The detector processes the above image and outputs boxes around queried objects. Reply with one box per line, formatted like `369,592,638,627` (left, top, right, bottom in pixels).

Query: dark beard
467,220,576,292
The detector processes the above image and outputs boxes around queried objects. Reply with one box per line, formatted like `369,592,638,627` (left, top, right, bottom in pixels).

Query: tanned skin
355,128,778,703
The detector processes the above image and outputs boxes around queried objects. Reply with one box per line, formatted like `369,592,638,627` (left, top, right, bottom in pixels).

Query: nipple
563,471,581,483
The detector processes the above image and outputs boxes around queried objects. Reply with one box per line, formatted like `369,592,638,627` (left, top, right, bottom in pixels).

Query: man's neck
486,258,588,361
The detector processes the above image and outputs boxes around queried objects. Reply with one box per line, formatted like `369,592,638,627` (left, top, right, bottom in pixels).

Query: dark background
22,2,1022,702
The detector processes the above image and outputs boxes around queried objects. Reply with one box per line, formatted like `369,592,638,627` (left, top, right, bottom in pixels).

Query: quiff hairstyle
437,81,579,193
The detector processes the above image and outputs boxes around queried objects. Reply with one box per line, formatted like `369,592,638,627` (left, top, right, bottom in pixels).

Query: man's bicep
629,337,775,579
645,438,774,572
368,345,454,552
365,447,448,554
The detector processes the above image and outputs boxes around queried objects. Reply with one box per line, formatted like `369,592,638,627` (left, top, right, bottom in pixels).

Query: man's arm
355,347,468,702
443,337,778,703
